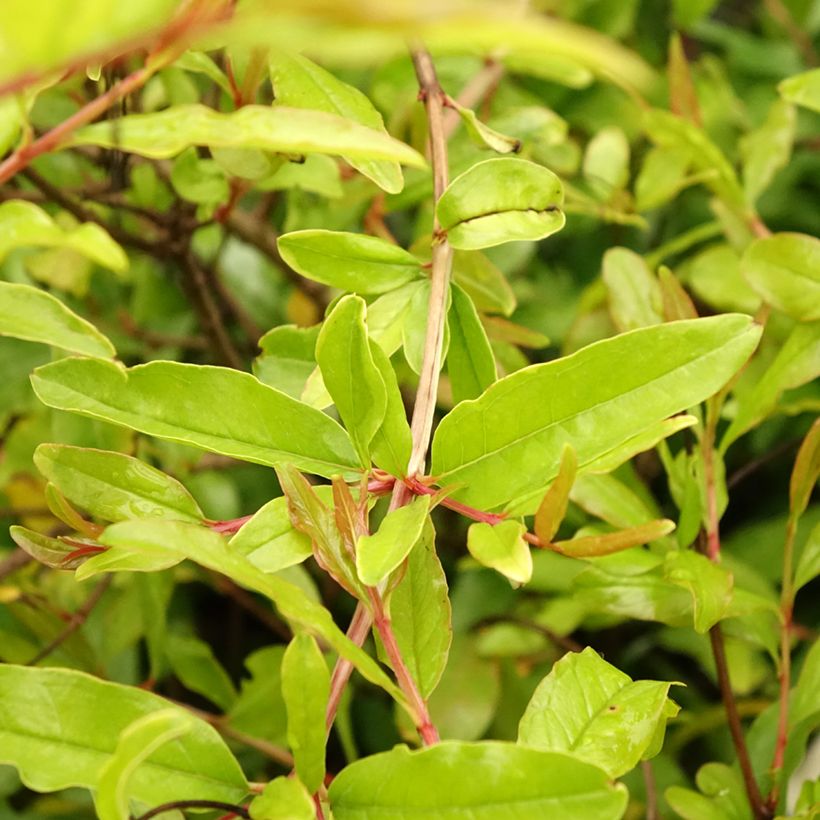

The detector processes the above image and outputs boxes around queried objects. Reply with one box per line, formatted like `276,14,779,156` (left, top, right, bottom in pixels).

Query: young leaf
658,266,698,321
328,741,628,819
602,247,663,332
667,32,701,125
431,315,762,512
270,49,404,193
0,665,248,804
452,250,516,317
794,523,820,595
277,230,422,294
779,67,820,113
368,339,412,477
389,520,452,699
281,634,329,794
10,525,99,570
447,283,496,405
663,550,733,633
518,647,677,777
229,497,312,574
0,201,127,272
164,633,238,712
790,419,820,521
467,520,532,585
250,776,314,820
740,98,795,204
553,519,675,558
534,443,577,543
95,710,194,820
70,105,426,168
30,358,363,478
449,99,522,154
34,444,203,524
741,233,820,322
436,158,565,250
666,762,750,820
356,495,430,587
254,324,320,399
316,295,387,464
583,126,630,201
0,281,116,359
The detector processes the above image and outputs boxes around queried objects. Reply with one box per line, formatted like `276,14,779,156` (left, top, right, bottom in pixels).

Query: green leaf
368,339,412,477
518,647,677,777
9,525,97,570
228,647,288,745
71,104,425,167
277,229,421,295
790,419,820,521
666,762,749,820
643,109,744,207
741,233,820,322
447,283,496,405
165,633,237,712
270,49,404,192
0,281,116,358
174,50,233,95
794,523,820,594
0,665,247,803
503,52,593,88
254,324,319,399
436,158,565,250
93,518,406,707
663,550,733,633
328,741,628,819
281,634,329,794
30,358,363,477
554,519,675,558
0,201,127,272
583,126,630,200
634,146,690,211
467,520,532,585
316,295,387,464
452,250,516,317
356,495,430,587
721,321,820,450
230,497,312,573
779,67,820,113
389,520,452,699
534,444,577,543
740,98,795,205
250,776,314,820
170,147,230,204
431,315,762,512
95,710,193,820
602,248,663,332
34,444,203,523
451,100,522,154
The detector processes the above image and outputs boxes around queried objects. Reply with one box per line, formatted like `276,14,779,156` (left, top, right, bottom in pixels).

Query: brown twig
764,0,818,66
132,800,249,820
26,575,112,666
642,760,659,820
0,549,33,581
442,59,505,139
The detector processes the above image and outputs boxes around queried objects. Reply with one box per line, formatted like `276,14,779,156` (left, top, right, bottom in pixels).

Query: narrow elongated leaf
10,525,98,570
447,283,496,404
356,496,430,587
534,444,577,543
0,201,127,271
95,710,193,820
368,339,412,477
250,777,314,820
270,49,403,192
230,497,312,573
31,358,362,477
94,518,406,707
281,634,329,794
431,315,762,511
741,233,820,321
328,741,627,819
71,105,425,167
583,126,630,200
390,521,452,698
452,250,516,316
34,444,203,523
790,419,820,520
740,98,795,204
0,282,115,358
436,158,565,250
518,647,677,777
602,247,662,331
794,523,820,594
451,100,522,154
467,520,532,585
277,230,421,294
0,665,247,803
553,519,675,558
779,67,820,113
317,295,387,463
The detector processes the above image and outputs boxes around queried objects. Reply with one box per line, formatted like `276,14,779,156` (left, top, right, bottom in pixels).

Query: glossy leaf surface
431,315,761,511
0,282,116,358
31,359,362,477
518,647,677,777
0,665,247,803
436,158,565,250
34,444,203,523
277,229,421,294
328,741,627,819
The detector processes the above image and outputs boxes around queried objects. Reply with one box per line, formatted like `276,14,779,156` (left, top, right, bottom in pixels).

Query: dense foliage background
0,1,818,819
